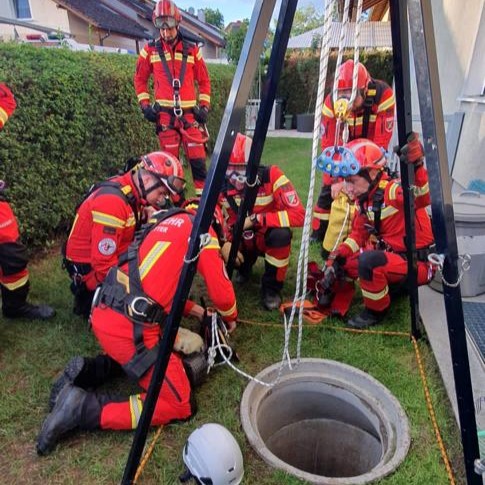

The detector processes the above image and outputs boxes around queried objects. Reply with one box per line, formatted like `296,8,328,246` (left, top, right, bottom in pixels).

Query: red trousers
91,307,192,430
343,250,433,312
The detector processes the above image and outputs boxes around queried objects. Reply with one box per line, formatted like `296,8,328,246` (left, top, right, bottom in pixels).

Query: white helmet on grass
180,423,244,485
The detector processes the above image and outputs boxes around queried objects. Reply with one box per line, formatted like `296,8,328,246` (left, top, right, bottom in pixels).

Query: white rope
428,252,471,288
349,0,364,108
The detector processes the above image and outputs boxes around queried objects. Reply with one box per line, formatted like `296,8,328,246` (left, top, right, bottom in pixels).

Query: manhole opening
257,381,385,478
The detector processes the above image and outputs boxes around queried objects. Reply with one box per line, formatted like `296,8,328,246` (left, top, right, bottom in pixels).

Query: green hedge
277,50,393,117
0,43,235,248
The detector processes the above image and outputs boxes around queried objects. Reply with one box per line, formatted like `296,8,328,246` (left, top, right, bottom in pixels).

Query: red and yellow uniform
337,166,434,312
222,165,305,292
0,84,28,295
134,36,211,195
91,211,237,429
313,79,395,233
65,172,141,292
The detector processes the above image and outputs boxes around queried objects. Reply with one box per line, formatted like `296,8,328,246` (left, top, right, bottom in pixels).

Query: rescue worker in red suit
220,133,305,310
0,83,55,320
134,0,211,196
310,60,395,248
324,135,435,329
64,151,186,317
37,207,238,455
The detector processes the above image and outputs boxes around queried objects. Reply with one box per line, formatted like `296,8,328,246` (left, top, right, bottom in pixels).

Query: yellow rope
133,425,164,484
411,336,456,485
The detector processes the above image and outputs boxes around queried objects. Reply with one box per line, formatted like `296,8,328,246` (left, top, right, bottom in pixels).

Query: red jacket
321,79,395,185
0,83,16,129
221,165,305,232
134,36,211,111
65,173,142,291
338,166,433,258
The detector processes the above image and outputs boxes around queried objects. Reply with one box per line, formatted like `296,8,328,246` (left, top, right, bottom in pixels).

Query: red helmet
345,138,386,172
139,151,186,196
153,0,181,28
337,60,370,91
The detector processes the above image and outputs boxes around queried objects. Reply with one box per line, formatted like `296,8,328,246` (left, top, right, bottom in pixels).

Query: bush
0,43,235,248
277,50,393,116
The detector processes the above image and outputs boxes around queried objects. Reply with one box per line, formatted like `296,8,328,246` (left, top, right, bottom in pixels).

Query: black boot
37,384,101,456
49,354,123,411
347,308,387,329
309,220,329,244
261,287,282,311
1,284,55,320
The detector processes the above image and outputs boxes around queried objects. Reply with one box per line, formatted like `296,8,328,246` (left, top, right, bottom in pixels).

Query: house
0,0,225,58
287,22,392,50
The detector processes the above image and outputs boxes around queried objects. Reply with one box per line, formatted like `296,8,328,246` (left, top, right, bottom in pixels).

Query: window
14,0,32,20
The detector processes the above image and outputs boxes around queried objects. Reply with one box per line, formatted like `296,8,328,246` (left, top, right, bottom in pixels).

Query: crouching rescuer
315,134,436,329
37,207,237,455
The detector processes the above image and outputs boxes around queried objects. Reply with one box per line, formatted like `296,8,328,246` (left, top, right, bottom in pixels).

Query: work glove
141,103,160,123
193,105,209,124
174,327,204,355
325,251,346,269
220,241,244,267
394,132,424,166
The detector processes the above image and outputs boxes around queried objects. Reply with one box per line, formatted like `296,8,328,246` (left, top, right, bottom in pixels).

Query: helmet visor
154,16,178,29
163,175,186,195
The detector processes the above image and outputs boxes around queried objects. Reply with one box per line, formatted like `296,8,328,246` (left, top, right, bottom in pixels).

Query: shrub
0,43,235,248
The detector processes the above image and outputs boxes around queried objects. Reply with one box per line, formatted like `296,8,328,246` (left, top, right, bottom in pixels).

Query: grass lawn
0,137,464,484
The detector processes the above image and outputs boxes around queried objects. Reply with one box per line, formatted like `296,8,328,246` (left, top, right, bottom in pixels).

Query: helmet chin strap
358,170,382,205
136,170,166,206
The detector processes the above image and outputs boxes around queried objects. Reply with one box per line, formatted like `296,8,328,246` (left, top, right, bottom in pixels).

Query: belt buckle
130,296,150,318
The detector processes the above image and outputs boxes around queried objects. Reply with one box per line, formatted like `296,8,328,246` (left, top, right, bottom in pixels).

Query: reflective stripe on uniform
217,301,237,318
92,211,126,229
265,254,290,268
139,241,171,280
129,394,144,429
277,210,290,227
1,274,29,290
362,286,389,301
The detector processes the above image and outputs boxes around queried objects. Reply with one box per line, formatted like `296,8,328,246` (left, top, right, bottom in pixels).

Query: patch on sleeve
385,116,394,133
283,190,300,207
98,238,117,256
103,226,116,235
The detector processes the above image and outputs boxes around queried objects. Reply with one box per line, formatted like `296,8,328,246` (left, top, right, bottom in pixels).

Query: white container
429,235,485,297
453,191,485,237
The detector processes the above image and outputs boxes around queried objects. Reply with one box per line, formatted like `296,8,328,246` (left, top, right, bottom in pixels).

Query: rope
411,336,456,485
133,425,164,484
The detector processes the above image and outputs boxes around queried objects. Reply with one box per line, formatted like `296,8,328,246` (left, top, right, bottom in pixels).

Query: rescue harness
92,208,186,380
151,37,209,144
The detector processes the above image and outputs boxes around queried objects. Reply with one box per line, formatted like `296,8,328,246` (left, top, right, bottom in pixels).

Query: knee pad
264,227,292,248
358,250,387,281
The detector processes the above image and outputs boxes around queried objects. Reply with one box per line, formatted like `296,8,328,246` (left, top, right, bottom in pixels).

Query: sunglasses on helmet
154,16,178,29
227,171,247,192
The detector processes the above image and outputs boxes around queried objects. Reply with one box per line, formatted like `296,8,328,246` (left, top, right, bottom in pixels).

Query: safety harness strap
362,80,382,138
93,208,187,380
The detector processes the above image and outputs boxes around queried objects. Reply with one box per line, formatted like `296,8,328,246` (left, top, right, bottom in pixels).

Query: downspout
99,30,111,46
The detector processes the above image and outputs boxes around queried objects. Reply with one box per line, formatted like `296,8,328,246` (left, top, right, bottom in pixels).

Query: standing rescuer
134,0,211,196
311,60,395,248
64,151,186,317
0,82,55,320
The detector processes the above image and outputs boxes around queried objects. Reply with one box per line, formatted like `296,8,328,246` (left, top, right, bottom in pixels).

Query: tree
203,8,224,31
225,20,249,65
290,5,325,36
